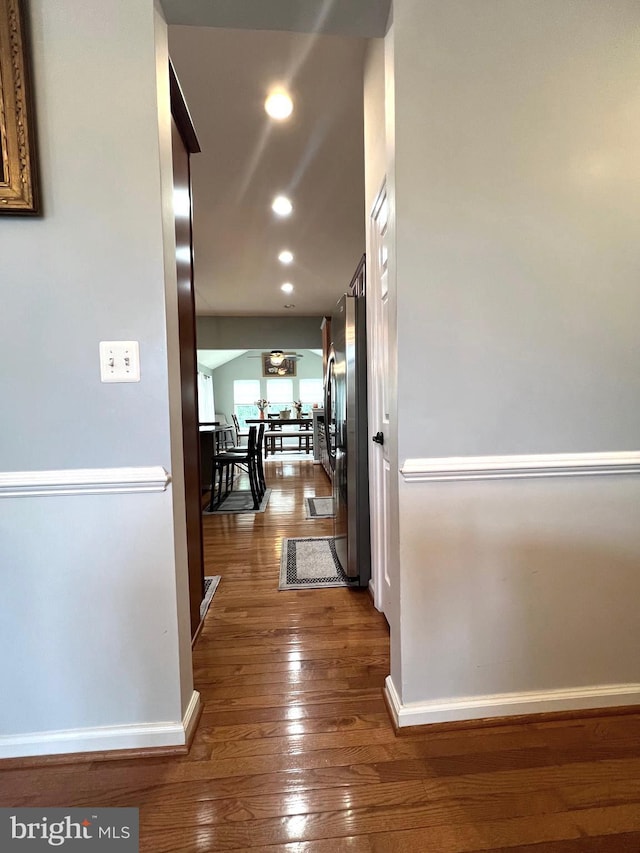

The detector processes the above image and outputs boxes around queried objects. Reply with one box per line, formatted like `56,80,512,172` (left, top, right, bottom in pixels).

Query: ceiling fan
248,350,305,365
247,349,305,375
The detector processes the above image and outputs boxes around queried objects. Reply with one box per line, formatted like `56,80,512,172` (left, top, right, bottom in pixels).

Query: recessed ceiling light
284,304,295,309
278,250,294,265
265,90,293,121
272,195,293,217
281,282,294,294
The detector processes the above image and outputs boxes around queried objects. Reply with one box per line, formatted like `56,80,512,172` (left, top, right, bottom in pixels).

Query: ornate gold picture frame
262,353,297,377
0,0,39,214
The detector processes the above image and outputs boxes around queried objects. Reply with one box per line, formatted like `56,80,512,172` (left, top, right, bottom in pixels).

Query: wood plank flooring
2,458,640,851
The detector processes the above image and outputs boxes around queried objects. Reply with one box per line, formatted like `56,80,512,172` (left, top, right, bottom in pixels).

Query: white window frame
299,378,323,409
266,378,294,408
233,379,261,427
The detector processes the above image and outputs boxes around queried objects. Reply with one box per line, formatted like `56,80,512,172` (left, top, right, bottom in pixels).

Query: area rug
304,496,334,519
265,452,316,461
279,536,351,590
203,488,271,515
200,575,221,620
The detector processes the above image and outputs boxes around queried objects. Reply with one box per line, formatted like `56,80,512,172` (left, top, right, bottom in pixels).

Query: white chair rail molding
0,467,171,498
400,450,640,482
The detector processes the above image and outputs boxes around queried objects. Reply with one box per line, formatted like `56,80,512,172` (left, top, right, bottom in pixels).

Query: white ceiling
198,349,248,371
168,25,367,316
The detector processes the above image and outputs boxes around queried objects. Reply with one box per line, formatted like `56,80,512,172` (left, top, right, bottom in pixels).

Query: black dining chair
255,423,266,494
231,413,248,446
227,424,267,490
208,425,263,511
208,448,234,511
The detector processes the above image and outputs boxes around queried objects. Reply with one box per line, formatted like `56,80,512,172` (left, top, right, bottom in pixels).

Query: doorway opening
169,23,369,615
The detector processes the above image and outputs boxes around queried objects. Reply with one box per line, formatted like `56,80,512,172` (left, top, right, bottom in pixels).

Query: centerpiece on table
293,400,303,418
256,399,269,420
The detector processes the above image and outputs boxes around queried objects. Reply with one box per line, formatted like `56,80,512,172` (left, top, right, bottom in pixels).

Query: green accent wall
209,349,323,423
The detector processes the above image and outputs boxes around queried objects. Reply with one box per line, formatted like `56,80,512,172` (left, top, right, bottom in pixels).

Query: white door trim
367,181,391,617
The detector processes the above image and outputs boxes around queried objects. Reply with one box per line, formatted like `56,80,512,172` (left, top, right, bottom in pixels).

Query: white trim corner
384,675,402,728
182,690,202,745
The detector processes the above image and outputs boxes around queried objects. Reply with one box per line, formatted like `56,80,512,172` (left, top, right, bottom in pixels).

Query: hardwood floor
2,459,640,851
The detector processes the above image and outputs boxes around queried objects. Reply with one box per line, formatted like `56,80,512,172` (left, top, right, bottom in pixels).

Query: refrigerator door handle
324,350,336,465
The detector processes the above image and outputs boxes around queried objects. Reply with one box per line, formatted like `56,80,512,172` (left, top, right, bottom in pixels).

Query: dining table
246,417,314,456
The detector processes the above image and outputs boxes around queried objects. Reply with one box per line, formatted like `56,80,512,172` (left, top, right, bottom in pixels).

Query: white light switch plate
99,341,141,383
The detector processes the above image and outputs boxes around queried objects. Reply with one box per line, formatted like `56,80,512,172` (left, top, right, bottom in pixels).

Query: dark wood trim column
170,60,204,639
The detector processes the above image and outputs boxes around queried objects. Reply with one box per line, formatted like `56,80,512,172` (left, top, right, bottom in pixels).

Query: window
233,379,261,428
299,378,323,414
266,378,293,412
197,372,215,423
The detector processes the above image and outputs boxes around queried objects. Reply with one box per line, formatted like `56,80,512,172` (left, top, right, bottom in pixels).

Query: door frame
170,60,205,640
367,181,392,619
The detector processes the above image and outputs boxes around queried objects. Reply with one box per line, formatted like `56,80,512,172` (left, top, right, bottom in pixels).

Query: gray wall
0,0,193,752
378,0,640,722
197,316,323,350
394,0,640,462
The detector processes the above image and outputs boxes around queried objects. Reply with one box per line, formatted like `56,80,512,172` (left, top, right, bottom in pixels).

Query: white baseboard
0,690,201,759
181,690,202,745
384,676,640,728
367,577,376,604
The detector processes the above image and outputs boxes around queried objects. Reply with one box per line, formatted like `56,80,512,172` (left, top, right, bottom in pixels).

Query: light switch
99,341,141,383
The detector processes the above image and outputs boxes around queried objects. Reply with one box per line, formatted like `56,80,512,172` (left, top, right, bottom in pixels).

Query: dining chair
255,423,266,493
208,445,235,511
266,413,284,454
231,423,266,493
208,426,262,511
231,413,248,446
225,421,265,478
297,419,313,454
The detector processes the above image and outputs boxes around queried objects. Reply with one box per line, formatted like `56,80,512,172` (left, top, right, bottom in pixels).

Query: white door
368,185,392,620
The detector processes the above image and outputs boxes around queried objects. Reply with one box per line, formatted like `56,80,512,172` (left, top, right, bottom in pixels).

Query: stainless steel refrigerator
324,262,371,586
